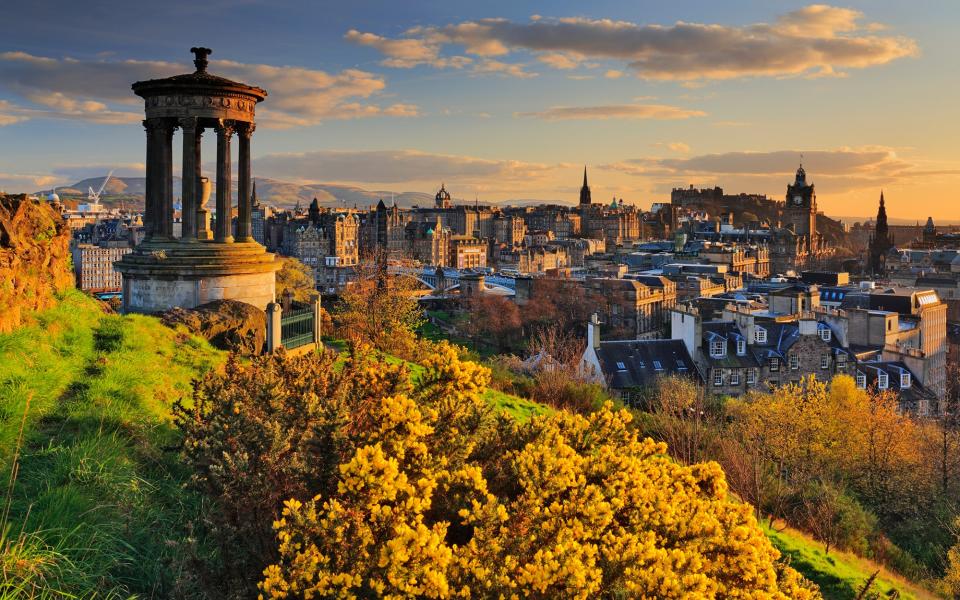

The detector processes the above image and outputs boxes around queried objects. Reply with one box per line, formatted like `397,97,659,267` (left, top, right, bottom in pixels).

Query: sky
0,0,958,221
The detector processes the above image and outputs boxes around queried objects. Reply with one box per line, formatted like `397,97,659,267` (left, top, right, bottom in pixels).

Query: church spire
579,166,592,206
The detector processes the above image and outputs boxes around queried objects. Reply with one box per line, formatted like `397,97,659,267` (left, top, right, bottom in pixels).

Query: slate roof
595,339,700,389
854,361,936,403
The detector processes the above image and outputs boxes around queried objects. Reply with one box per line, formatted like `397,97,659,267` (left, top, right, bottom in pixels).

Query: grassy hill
0,292,938,598
0,290,225,597
765,523,939,600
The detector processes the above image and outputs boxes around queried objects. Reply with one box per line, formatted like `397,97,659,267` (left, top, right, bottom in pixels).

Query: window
770,358,780,372
730,370,741,385
820,355,829,370
901,372,911,388
677,359,687,371
746,369,756,385
616,362,626,370
878,371,889,390
820,328,832,342
713,370,723,386
789,354,800,370
837,354,847,367
653,360,663,372
856,372,866,389
755,327,767,343
737,339,746,355
710,340,726,357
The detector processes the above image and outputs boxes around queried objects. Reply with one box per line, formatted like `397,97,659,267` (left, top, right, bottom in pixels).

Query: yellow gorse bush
257,349,819,599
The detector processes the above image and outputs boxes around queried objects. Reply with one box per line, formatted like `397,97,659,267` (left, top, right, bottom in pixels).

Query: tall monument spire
579,166,592,206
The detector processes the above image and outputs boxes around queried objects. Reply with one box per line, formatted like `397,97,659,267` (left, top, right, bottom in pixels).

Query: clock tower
785,163,817,251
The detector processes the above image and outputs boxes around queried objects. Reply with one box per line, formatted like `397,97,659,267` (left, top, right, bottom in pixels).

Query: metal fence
280,301,315,349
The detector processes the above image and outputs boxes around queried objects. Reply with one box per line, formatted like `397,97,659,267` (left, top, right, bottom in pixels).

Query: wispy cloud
601,148,960,194
346,5,917,81
517,103,705,121
0,51,419,128
252,149,561,189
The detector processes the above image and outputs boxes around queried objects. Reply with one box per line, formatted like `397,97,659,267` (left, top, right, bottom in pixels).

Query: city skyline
1,1,958,220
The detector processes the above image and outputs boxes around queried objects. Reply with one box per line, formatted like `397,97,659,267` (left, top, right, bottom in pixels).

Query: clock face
793,195,803,205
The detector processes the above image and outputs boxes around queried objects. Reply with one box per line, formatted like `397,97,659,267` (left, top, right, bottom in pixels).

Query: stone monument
116,47,280,313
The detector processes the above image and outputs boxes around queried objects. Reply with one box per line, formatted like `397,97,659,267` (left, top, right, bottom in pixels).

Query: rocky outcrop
162,299,266,355
0,195,73,333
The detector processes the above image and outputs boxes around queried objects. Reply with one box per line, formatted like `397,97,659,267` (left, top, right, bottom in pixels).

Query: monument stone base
115,240,280,314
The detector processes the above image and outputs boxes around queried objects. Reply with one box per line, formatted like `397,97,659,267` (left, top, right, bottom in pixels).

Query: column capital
143,117,177,134
214,119,236,136
178,116,199,133
236,121,256,138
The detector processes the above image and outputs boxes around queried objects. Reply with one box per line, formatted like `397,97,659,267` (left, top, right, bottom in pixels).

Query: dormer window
616,362,626,370
710,340,726,358
901,372,911,388
856,372,866,389
878,371,889,390
653,360,663,372
755,327,767,343
820,327,832,342
736,339,746,356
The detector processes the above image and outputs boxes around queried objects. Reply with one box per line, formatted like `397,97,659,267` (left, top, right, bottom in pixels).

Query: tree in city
333,255,425,357
461,294,521,353
275,256,317,302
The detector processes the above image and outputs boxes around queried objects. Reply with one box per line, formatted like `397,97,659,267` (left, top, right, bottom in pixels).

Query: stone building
72,242,131,293
407,218,450,266
867,192,895,276
579,314,700,404
449,235,487,270
282,210,360,293
585,277,677,339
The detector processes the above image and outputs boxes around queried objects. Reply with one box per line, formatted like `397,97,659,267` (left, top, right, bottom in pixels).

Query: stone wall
0,195,73,333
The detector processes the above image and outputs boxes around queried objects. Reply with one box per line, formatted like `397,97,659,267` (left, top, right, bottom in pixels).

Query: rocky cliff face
161,300,266,355
0,195,73,333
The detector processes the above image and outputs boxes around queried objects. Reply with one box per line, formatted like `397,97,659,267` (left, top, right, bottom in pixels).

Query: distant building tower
435,184,451,209
923,216,937,245
308,197,321,224
784,163,817,251
579,166,592,206
251,179,267,245
868,191,894,276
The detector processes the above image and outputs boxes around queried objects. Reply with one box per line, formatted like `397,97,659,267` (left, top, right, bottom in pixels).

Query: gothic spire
583,165,588,188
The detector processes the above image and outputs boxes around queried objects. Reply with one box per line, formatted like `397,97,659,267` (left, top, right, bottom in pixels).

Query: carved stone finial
190,47,212,73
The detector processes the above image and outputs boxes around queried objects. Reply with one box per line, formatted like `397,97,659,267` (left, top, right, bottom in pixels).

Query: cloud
349,6,916,81
517,103,705,121
600,148,960,195
0,172,62,192
50,163,146,181
667,142,690,153
604,69,624,79
536,52,581,70
0,51,418,128
252,149,559,188
344,29,471,68
472,59,537,78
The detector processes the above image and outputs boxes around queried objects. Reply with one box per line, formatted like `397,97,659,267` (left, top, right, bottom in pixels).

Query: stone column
236,122,254,242
179,117,198,241
214,120,235,243
160,119,175,239
142,119,162,241
266,302,282,352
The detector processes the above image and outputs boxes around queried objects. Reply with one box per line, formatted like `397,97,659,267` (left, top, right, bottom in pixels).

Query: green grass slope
764,523,939,600
0,290,225,598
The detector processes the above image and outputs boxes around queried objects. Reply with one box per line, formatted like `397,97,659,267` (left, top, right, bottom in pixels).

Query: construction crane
87,170,114,206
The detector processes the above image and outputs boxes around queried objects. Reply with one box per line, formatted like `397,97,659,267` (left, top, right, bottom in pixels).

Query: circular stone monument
116,47,280,313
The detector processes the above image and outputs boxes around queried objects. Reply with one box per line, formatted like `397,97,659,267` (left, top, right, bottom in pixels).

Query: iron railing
280,301,315,349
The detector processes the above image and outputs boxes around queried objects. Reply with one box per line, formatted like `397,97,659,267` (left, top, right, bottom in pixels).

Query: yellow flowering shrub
256,350,819,599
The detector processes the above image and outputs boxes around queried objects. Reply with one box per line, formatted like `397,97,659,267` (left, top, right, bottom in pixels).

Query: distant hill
38,175,579,210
